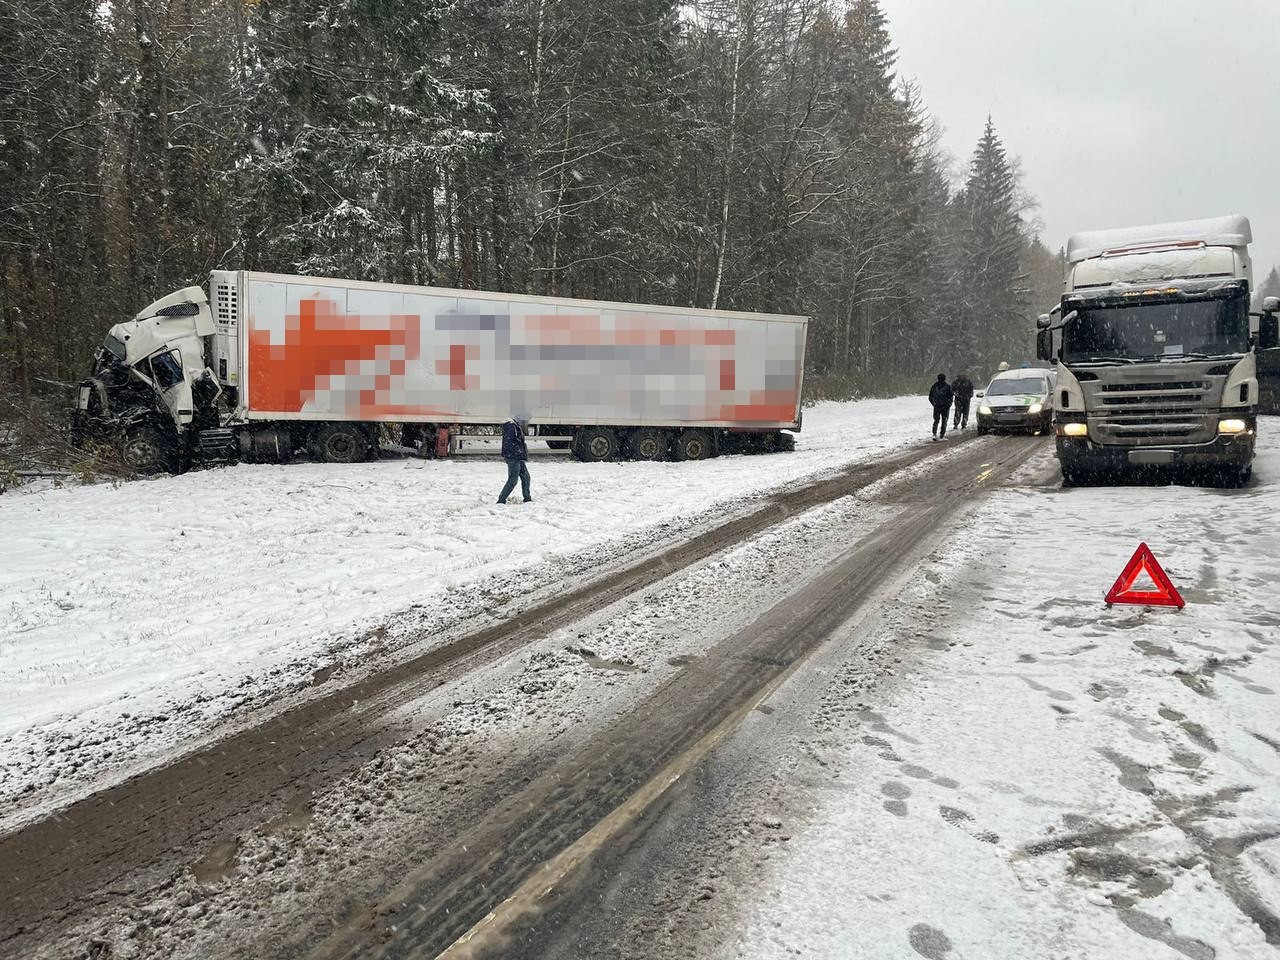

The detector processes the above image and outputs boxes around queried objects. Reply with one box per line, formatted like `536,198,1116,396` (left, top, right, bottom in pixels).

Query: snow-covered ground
723,425,1280,959
0,396,926,823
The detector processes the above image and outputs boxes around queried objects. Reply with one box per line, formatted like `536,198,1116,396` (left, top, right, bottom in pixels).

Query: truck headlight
1028,403,1042,415
979,405,992,415
1058,422,1088,437
1218,418,1248,435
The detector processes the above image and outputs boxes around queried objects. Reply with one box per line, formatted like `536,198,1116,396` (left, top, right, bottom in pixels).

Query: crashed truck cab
73,286,229,471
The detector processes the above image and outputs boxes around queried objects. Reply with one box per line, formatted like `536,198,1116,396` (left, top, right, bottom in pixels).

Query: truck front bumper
1056,431,1256,472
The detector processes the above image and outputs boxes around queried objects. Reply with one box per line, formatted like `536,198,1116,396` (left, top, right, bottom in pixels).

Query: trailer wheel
673,428,713,462
775,432,796,453
122,425,176,474
626,427,669,461
313,423,368,464
573,427,620,462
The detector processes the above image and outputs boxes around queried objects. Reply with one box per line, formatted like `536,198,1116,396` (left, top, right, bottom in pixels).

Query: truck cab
1038,215,1280,485
72,286,226,471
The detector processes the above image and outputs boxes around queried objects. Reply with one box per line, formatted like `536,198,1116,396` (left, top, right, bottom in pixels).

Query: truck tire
573,426,619,462
626,427,669,461
673,428,713,461
313,423,368,464
122,424,176,474
775,432,796,452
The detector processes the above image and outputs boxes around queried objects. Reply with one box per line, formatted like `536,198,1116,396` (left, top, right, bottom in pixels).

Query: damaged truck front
71,286,231,472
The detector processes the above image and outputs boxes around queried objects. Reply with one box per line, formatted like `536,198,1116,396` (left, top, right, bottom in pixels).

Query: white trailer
74,272,809,471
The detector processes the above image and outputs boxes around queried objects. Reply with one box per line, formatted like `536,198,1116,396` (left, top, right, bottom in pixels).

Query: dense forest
2,0,1063,408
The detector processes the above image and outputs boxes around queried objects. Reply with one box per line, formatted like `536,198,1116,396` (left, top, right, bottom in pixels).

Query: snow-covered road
701,424,1280,959
0,396,924,821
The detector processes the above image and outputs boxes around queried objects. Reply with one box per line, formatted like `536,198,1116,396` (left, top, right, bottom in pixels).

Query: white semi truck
1036,215,1279,485
72,272,809,472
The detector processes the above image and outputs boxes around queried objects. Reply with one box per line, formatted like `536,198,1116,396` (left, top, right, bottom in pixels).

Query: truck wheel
573,427,619,462
626,427,669,461
313,423,368,464
122,425,176,474
673,428,713,461
774,432,796,453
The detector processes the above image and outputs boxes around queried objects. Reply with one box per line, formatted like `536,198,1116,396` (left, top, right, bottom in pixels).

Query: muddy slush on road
2,434,1042,959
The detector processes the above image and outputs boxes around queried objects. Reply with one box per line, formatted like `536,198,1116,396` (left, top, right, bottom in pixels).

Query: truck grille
1084,376,1219,445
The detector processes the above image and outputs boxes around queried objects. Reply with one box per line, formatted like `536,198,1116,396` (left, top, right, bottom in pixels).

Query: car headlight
1027,403,1042,415
1218,418,1248,435
979,405,992,415
1059,422,1088,437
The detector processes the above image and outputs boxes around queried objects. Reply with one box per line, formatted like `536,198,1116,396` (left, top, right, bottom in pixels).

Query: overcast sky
879,0,1280,280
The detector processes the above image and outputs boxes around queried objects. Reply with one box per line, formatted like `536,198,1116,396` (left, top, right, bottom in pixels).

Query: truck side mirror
1036,314,1052,330
1036,329,1054,362
1263,296,1280,313
1260,313,1280,351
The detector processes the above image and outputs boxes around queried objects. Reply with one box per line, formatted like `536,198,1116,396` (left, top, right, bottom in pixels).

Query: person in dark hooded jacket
928,374,953,440
951,374,975,430
497,415,532,504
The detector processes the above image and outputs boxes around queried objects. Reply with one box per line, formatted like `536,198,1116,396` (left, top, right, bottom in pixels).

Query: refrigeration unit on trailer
73,272,809,472
1036,215,1280,484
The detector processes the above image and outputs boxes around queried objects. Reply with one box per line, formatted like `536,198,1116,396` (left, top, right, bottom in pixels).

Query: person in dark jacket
497,415,532,504
928,374,953,440
951,374,975,430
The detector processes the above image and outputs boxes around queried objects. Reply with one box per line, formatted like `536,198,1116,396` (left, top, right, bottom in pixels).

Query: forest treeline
1,0,1065,404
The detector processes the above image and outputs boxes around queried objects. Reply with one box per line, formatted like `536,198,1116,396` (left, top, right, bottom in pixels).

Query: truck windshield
1062,292,1248,363
103,335,127,362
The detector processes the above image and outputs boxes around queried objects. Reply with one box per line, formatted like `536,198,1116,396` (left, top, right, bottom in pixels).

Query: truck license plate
1128,449,1175,465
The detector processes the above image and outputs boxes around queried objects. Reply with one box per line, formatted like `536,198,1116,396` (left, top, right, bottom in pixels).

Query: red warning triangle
1105,542,1185,608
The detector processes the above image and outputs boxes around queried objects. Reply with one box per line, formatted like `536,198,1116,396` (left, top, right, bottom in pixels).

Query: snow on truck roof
1066,215,1251,265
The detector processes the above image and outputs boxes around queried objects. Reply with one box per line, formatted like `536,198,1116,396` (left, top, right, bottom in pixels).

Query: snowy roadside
718,423,1280,959
0,395,930,824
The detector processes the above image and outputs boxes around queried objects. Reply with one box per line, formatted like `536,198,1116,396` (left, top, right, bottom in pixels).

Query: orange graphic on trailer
249,298,419,412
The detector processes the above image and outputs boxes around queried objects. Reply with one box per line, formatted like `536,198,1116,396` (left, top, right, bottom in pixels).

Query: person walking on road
952,374,975,430
928,374,954,441
497,414,532,504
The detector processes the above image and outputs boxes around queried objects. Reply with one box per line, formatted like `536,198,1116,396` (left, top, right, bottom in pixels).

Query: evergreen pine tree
953,117,1027,374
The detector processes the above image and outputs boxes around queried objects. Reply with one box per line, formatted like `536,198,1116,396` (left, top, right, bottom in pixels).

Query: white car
976,369,1055,435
